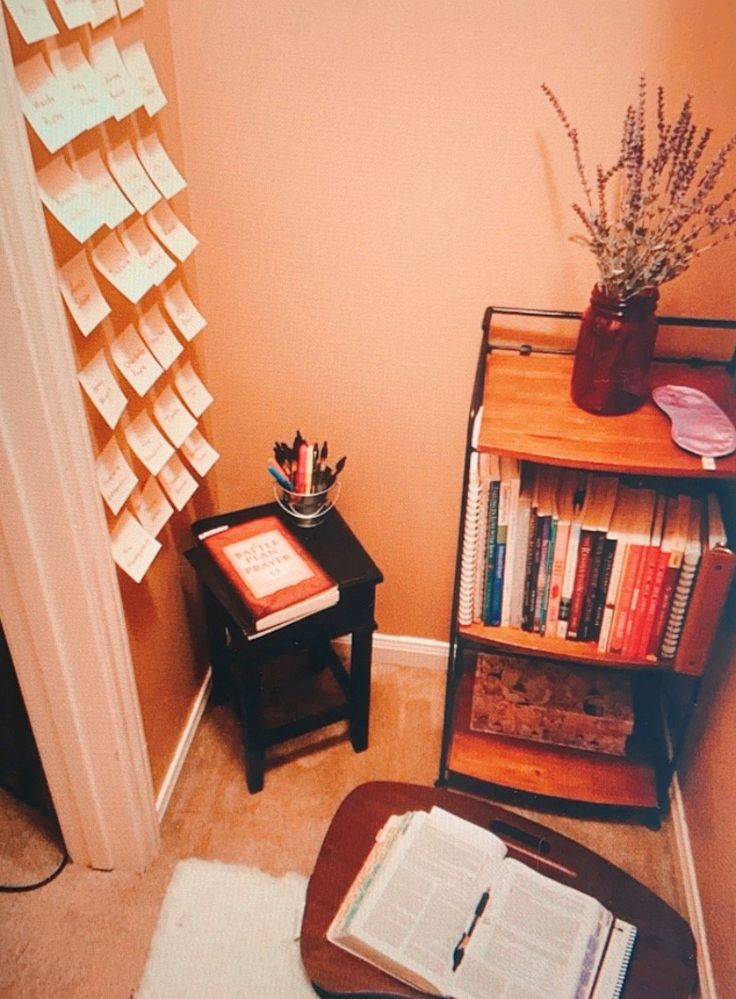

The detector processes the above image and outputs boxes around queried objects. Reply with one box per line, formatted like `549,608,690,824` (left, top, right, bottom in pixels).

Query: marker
295,442,308,492
267,463,292,490
304,442,314,493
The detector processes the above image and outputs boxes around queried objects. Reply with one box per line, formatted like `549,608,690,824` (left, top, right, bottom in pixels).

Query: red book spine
636,548,668,659
609,545,644,655
622,543,659,659
567,530,594,640
645,558,681,660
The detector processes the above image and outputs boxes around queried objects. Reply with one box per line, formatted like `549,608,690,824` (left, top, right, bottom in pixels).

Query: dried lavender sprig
541,82,594,210
542,77,736,299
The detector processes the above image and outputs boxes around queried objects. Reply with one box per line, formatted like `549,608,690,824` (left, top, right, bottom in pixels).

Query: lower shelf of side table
444,663,662,810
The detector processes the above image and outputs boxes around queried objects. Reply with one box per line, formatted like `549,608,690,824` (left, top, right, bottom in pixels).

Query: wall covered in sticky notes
3,0,217,792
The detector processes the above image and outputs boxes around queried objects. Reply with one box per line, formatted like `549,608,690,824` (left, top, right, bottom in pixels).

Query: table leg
203,588,232,703
237,661,266,793
348,626,373,753
307,635,332,674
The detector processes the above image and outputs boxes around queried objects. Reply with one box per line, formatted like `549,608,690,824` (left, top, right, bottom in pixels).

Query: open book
327,807,636,999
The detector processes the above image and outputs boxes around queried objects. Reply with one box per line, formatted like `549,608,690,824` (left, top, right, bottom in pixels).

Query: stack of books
458,458,733,663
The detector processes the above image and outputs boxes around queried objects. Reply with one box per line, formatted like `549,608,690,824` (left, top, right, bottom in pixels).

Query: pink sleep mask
651,384,736,459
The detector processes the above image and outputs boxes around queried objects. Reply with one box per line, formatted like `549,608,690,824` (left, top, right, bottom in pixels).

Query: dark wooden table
186,503,383,792
301,781,697,998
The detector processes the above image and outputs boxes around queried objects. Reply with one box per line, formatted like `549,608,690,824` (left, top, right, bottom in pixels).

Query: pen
197,523,230,539
452,890,490,971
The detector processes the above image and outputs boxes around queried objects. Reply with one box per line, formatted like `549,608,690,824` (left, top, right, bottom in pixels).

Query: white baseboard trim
333,631,449,670
669,775,716,999
155,668,212,820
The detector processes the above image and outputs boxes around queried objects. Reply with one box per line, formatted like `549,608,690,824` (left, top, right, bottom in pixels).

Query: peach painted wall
166,0,736,639
678,547,736,996
160,0,735,991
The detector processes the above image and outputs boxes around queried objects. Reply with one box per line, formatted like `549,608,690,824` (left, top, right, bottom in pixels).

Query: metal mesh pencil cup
273,479,340,528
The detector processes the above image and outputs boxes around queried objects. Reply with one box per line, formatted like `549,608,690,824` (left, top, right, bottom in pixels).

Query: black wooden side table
185,503,383,792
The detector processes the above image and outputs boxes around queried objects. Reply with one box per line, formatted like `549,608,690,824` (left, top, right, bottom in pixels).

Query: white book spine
557,522,581,639
590,918,638,999
470,405,484,450
472,454,491,622
457,451,481,626
597,541,627,653
500,461,521,627
509,496,532,629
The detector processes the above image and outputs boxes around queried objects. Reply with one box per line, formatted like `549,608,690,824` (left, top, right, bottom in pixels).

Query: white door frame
0,23,159,872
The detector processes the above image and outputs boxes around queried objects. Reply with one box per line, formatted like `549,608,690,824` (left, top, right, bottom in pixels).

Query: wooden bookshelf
438,309,736,820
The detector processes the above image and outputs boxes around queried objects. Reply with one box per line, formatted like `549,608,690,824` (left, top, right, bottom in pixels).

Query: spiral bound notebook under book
591,918,638,999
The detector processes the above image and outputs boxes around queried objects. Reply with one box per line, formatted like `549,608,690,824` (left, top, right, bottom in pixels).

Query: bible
327,806,636,999
198,515,338,635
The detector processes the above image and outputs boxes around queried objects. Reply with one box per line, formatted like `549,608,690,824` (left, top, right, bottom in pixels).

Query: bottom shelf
445,657,663,809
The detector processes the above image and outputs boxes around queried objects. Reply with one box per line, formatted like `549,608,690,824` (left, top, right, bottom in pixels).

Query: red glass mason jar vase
571,285,659,415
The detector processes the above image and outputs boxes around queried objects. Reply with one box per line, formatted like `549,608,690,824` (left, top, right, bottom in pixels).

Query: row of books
457,453,733,663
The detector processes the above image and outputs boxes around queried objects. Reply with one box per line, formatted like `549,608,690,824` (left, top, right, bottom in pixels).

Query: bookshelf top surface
479,351,736,478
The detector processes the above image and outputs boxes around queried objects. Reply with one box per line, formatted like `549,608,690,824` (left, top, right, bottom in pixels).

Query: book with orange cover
199,515,339,634
621,493,667,659
634,494,673,659
597,488,637,654
606,488,657,656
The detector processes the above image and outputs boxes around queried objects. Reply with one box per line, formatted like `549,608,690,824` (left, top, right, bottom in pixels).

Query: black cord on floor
0,847,69,893
0,779,69,892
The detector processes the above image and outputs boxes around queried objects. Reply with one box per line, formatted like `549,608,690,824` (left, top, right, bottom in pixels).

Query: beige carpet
0,789,66,892
0,660,690,999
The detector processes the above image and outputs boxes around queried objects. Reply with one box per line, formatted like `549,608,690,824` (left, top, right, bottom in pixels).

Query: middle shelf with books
457,457,733,676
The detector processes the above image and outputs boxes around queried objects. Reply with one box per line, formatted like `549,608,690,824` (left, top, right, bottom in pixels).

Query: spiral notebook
591,917,638,998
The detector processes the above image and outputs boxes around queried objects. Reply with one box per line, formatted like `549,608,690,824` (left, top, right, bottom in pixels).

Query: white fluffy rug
136,859,318,998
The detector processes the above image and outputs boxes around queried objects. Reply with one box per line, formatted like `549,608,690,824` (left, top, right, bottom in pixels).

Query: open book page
328,807,507,994
328,812,413,929
452,858,613,999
